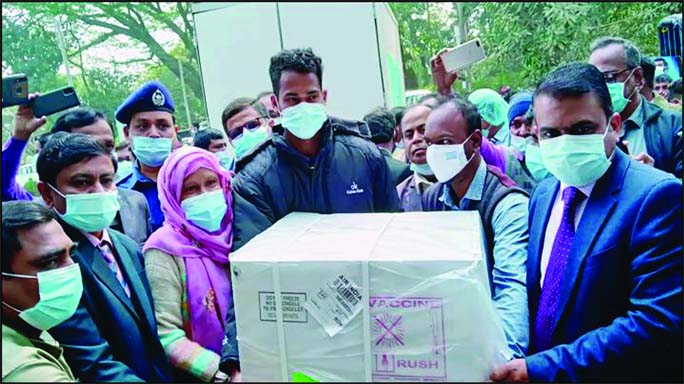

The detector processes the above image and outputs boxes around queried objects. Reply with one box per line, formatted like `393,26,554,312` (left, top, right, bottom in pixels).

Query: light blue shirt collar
624,96,644,132
438,159,487,210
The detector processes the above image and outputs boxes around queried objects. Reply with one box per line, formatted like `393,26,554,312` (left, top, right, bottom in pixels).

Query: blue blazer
525,150,682,382
49,223,172,382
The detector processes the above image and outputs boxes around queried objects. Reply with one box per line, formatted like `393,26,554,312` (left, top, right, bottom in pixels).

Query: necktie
533,186,585,352
98,240,131,298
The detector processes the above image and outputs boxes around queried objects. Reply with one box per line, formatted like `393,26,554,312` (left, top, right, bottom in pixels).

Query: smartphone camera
2,74,29,108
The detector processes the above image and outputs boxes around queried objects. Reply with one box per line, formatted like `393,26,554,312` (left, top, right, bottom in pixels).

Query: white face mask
425,133,474,183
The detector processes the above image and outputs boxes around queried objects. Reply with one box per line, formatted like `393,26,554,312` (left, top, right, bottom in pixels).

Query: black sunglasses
228,117,268,140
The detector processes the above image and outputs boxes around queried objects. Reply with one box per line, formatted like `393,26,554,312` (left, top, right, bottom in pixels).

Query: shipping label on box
259,292,308,323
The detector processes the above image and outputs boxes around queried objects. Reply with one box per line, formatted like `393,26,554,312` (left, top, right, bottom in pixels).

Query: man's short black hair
534,62,613,120
363,107,396,145
37,133,116,187
641,57,656,89
2,201,57,274
400,101,438,130
655,73,673,84
654,57,667,67
193,128,225,150
269,48,323,97
52,107,111,134
221,97,268,130
37,131,70,151
432,96,482,135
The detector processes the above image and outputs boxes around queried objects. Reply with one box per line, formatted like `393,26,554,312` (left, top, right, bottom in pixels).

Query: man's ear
609,112,622,136
471,129,483,152
174,124,180,134
322,89,328,104
270,95,280,113
37,181,54,208
633,67,645,89
393,126,402,144
123,126,131,144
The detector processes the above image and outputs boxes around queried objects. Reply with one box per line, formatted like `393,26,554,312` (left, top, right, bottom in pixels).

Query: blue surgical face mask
281,102,328,140
524,143,549,181
510,135,527,153
181,189,228,233
539,124,612,186
131,137,173,167
49,185,120,233
2,263,83,331
233,126,269,158
607,69,637,114
215,150,235,172
410,162,434,176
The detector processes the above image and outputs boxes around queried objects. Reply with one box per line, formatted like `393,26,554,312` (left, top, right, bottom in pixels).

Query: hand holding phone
14,92,47,141
431,48,460,96
440,39,487,73
30,86,80,118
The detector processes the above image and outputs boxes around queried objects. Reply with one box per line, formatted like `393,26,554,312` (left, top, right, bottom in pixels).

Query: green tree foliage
2,8,62,92
2,2,206,160
389,3,459,90
9,2,203,100
391,2,683,93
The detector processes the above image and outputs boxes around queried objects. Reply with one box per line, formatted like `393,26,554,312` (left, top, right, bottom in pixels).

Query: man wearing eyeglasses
589,37,682,178
221,97,272,158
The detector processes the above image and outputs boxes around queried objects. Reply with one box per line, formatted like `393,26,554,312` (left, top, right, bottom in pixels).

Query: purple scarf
143,146,233,354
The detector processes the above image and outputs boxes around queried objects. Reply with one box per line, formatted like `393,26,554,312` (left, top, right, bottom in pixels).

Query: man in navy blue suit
491,62,682,382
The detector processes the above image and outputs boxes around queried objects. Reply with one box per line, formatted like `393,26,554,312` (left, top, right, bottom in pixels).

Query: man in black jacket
589,37,682,178
232,48,401,235
223,48,402,376
363,107,412,186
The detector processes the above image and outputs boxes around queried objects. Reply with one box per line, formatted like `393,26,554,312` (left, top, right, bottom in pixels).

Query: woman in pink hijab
143,146,237,382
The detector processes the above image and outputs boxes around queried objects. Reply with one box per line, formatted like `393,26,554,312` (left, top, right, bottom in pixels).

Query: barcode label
338,286,358,306
304,273,364,337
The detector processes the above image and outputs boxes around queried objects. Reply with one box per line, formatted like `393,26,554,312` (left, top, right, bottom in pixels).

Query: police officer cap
115,80,175,125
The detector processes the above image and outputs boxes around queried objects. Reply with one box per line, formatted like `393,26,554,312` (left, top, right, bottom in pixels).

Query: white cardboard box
230,212,509,382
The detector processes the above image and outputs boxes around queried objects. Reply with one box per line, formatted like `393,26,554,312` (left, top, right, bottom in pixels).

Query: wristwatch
213,370,230,382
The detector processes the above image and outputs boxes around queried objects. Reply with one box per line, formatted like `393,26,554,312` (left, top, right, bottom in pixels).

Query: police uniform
115,81,175,232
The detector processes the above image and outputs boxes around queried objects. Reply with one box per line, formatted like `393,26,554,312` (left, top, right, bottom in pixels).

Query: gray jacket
112,188,153,247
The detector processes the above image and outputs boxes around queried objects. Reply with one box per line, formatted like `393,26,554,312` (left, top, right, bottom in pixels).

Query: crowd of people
1,33,682,383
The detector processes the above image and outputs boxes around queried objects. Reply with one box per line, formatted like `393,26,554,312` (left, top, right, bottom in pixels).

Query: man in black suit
51,107,153,245
363,107,412,186
36,133,171,382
